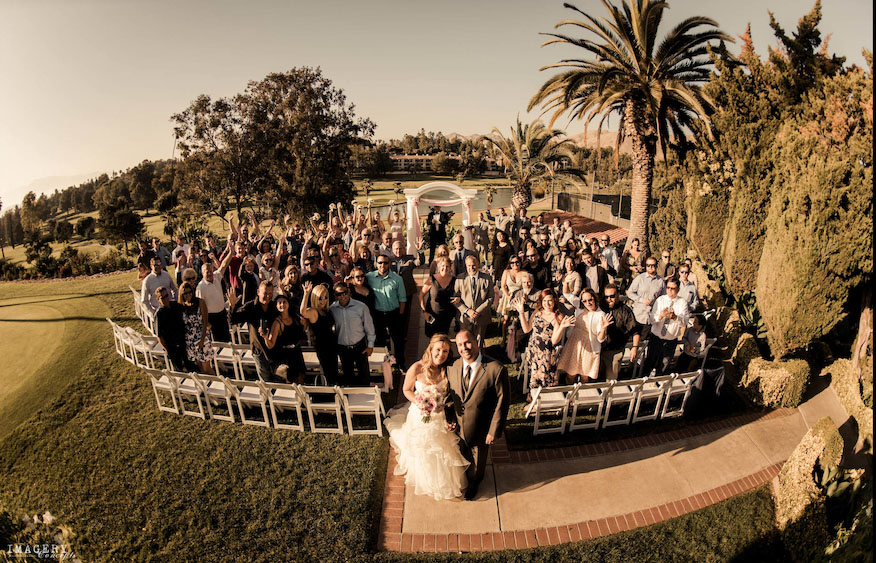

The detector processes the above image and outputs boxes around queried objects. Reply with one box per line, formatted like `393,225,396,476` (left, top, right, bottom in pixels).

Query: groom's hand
446,422,457,432
485,434,495,445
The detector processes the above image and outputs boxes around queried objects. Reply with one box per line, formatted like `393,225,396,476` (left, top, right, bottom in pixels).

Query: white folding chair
524,384,578,435
337,386,386,436
143,367,180,414
632,374,674,423
301,351,329,386
212,342,243,379
131,331,172,370
107,318,126,358
192,373,235,422
120,328,142,365
225,379,272,427
129,286,143,322
264,382,305,431
299,385,345,434
568,381,611,431
230,324,250,346
171,370,207,419
603,377,646,427
661,370,700,418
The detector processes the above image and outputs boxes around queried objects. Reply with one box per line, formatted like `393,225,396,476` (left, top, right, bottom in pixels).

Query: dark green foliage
649,164,690,260
97,199,145,252
52,220,74,243
756,64,873,358
74,216,96,238
431,151,459,175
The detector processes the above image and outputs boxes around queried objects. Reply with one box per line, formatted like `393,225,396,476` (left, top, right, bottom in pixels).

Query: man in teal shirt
366,255,407,365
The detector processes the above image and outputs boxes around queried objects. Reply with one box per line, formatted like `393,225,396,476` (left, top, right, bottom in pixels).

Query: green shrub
825,359,873,454
741,357,809,408
756,66,872,358
685,179,729,264
775,417,843,562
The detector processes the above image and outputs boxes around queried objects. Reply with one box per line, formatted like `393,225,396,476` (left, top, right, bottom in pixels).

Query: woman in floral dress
178,280,214,374
517,289,573,390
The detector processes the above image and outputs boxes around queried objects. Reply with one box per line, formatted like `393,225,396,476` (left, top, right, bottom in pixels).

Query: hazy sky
0,0,871,206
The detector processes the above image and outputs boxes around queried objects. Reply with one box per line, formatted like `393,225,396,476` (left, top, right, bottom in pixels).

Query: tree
528,0,730,252
756,60,872,358
75,216,96,239
482,118,581,211
238,67,375,217
97,199,144,252
53,220,74,243
431,152,458,175
129,160,157,211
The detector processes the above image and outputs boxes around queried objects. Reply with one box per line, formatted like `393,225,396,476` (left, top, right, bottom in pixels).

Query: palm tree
528,0,730,252
482,118,582,212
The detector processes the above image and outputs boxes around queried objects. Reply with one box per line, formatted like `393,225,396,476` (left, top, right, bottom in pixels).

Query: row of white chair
143,367,387,435
523,371,701,435
110,318,394,390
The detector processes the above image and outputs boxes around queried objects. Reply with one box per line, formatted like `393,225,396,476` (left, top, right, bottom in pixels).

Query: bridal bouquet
413,385,442,423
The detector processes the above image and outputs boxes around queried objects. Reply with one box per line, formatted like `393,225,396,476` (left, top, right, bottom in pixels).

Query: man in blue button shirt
330,282,376,385
366,255,407,363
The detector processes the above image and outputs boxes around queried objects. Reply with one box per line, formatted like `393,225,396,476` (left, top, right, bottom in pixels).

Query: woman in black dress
300,281,338,384
347,266,377,319
238,256,260,305
263,294,307,383
491,230,512,279
418,256,455,337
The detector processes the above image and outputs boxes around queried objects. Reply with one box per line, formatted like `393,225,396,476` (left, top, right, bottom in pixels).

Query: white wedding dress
384,381,470,500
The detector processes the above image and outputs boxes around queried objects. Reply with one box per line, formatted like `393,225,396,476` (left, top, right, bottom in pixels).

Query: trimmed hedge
741,357,809,408
775,417,843,561
825,359,873,454
756,66,873,358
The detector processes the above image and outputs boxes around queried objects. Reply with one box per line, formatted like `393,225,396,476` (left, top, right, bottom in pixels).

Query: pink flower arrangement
413,385,442,423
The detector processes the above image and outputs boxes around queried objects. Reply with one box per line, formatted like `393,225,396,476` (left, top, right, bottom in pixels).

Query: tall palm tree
482,118,582,212
529,0,730,252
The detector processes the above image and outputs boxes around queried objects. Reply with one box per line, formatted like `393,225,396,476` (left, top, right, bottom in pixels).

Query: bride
384,334,469,500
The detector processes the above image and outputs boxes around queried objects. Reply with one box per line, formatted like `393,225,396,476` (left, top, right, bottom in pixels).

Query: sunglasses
646,263,657,268
679,270,689,274
353,274,365,279
605,294,617,299
582,298,595,303
667,286,679,290
303,262,314,266
509,261,520,265
377,261,390,265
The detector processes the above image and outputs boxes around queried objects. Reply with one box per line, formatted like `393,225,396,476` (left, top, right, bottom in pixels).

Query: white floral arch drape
404,182,479,254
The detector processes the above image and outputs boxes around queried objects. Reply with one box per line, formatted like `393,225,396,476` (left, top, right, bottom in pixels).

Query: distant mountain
3,172,101,207
565,130,632,154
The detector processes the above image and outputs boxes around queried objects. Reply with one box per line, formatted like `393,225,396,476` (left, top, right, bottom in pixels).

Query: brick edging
378,461,784,553
489,407,796,464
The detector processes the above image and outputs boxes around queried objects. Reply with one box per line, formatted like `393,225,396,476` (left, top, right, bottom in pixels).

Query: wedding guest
348,266,377,317
228,281,279,382
367,254,407,355
301,254,335,297
454,255,494,345
468,211,492,264
300,282,339,384
600,284,642,381
656,249,676,279
151,237,173,269
598,234,620,276
523,247,551,291
559,255,582,309
626,257,665,329
278,264,303,310
238,256,260,305
330,282,376,385
677,265,700,311
676,313,707,372
426,205,451,261
493,208,513,241
420,256,456,338
429,244,450,275
262,293,307,383
557,288,609,383
641,277,690,377
178,280,214,374
576,249,610,295
142,257,178,315
621,237,645,288
154,286,188,371
259,252,280,293
449,234,475,278
491,230,513,279
136,240,156,281
197,262,231,343
498,256,524,318
518,289,572,390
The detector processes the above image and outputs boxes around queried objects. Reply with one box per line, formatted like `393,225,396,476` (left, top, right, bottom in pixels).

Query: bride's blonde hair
419,334,451,380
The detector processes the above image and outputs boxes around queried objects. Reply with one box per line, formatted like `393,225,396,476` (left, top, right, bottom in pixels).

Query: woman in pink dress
557,288,611,382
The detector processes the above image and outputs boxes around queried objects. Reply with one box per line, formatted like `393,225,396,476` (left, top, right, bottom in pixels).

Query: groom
445,330,510,500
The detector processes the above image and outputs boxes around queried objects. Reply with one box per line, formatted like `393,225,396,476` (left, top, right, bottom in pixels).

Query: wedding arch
404,182,479,254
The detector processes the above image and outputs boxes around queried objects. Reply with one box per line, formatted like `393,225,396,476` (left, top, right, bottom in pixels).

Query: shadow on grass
0,290,129,308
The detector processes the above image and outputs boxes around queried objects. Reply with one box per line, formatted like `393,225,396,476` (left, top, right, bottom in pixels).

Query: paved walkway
378,273,853,553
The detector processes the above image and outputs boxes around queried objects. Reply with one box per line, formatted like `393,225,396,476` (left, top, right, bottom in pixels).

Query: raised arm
299,281,317,324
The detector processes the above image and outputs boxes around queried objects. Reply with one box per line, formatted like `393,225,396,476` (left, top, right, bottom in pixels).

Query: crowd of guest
138,198,709,393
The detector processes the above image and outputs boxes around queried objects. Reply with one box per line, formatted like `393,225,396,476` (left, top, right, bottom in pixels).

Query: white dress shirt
649,295,690,341
461,352,483,391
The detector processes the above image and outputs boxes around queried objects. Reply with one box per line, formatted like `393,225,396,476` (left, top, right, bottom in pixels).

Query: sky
0,0,872,208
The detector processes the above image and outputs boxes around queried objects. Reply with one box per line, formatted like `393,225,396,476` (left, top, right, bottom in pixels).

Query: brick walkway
377,274,851,554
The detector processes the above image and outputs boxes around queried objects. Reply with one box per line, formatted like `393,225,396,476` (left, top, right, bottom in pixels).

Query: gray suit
445,355,510,486
454,272,495,343
449,248,476,277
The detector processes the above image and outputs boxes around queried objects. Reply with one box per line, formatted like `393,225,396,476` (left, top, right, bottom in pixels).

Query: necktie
463,365,472,395
470,276,476,299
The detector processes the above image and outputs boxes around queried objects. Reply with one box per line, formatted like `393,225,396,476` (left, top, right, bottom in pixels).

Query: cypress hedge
756,64,873,358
